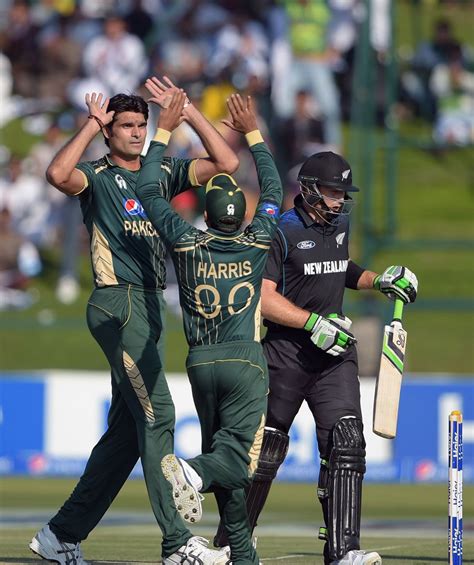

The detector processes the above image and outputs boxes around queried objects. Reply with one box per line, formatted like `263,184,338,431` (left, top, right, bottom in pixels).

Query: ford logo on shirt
297,240,316,250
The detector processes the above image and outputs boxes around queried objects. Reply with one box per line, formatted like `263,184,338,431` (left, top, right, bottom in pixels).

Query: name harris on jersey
197,260,252,279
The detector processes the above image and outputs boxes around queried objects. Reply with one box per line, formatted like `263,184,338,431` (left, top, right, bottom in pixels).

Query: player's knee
253,426,289,482
329,416,366,473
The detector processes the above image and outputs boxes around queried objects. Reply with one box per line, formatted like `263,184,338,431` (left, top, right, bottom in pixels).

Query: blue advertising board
0,371,472,482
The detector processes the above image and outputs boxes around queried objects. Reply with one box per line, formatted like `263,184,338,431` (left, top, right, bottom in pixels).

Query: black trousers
263,329,362,457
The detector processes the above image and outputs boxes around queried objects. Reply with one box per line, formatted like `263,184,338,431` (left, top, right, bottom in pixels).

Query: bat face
373,321,407,439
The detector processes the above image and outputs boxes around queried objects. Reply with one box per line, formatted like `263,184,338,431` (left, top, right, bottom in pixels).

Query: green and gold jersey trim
91,223,118,286
248,414,265,476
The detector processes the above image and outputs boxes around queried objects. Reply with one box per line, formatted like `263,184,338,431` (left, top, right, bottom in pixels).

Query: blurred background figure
0,156,49,247
400,17,472,122
271,0,342,151
76,14,147,101
0,206,41,311
430,43,474,146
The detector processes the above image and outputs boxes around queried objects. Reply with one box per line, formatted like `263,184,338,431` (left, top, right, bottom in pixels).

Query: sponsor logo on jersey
123,198,146,218
259,201,279,218
304,259,348,275
297,240,316,250
124,220,158,237
335,232,346,247
115,174,127,190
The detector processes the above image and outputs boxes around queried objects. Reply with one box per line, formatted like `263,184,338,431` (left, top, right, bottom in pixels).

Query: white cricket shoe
163,536,228,564
161,454,204,523
29,525,88,564
331,549,382,565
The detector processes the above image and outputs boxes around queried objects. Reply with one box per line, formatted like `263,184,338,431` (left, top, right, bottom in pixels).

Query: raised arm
223,94,282,230
135,90,192,249
145,76,239,185
46,94,115,195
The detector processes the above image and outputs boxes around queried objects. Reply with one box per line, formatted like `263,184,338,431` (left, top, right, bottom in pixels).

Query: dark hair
104,93,148,147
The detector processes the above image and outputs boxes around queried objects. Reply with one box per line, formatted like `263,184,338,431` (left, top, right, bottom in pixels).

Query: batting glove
305,313,357,356
374,265,418,303
327,313,353,332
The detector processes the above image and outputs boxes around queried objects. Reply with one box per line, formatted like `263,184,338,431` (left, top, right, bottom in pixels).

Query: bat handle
393,298,404,323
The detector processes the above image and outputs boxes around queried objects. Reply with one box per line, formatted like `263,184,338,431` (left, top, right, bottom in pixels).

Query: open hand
85,93,115,127
222,94,259,134
145,75,189,109
158,90,187,132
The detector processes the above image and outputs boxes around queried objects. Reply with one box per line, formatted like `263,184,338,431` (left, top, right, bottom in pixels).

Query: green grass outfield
0,478,472,563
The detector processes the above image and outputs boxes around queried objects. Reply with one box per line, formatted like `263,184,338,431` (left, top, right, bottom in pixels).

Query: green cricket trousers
186,340,268,565
49,285,191,557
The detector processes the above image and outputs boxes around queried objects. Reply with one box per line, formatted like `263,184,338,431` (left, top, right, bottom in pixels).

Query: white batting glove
305,313,357,356
374,265,418,303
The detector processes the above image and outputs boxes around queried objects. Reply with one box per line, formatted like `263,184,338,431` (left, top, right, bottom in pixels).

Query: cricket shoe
29,525,88,564
163,536,229,564
331,549,382,565
161,454,204,523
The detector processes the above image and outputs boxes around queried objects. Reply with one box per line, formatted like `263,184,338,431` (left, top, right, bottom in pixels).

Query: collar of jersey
206,227,244,240
105,154,143,170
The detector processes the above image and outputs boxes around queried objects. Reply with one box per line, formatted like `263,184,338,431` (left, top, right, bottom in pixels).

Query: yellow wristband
153,128,171,144
245,130,264,147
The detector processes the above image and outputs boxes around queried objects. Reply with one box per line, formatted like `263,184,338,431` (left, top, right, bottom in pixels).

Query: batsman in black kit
215,152,418,565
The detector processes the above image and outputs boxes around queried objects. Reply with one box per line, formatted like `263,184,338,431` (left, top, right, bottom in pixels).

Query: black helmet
298,151,359,192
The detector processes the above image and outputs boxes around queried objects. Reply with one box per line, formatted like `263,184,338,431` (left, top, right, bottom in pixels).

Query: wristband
88,115,105,129
245,130,264,147
304,312,319,331
153,128,171,144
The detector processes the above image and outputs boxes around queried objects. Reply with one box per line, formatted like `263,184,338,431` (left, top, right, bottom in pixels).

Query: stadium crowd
0,0,472,308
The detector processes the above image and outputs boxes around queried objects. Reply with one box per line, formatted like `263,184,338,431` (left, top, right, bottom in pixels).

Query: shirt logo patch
123,198,146,218
115,174,127,190
335,232,346,247
259,201,280,218
297,240,316,250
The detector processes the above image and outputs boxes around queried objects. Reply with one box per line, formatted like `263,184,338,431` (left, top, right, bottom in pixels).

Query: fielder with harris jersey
29,79,238,565
135,90,283,565
216,152,418,564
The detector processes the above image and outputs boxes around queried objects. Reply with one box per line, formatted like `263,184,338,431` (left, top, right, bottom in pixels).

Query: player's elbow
220,154,239,175
46,165,66,188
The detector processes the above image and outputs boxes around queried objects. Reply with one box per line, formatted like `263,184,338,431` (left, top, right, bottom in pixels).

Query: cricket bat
373,298,407,439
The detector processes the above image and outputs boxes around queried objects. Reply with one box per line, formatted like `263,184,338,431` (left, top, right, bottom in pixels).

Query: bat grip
393,298,404,322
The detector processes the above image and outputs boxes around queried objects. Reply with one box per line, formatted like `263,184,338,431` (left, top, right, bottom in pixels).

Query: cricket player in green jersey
135,91,283,565
29,81,238,565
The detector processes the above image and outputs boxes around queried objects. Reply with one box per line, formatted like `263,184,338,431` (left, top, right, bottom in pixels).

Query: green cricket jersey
136,139,283,347
76,154,194,289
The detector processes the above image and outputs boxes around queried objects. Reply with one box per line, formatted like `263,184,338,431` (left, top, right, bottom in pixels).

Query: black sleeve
263,227,286,284
345,260,365,289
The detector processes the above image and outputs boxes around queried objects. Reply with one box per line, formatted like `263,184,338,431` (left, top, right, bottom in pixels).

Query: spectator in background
81,15,147,96
30,119,94,304
278,89,325,170
431,44,474,147
2,0,40,98
38,15,82,104
0,207,41,311
272,0,342,151
0,156,50,247
401,18,469,121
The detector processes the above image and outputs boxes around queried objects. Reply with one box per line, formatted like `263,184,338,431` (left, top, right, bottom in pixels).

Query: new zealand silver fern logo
335,232,346,247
